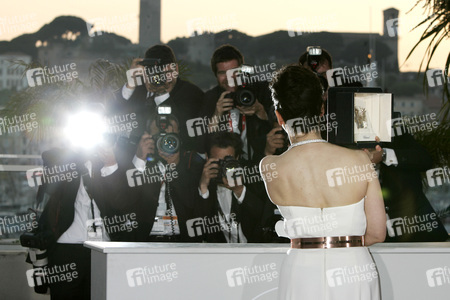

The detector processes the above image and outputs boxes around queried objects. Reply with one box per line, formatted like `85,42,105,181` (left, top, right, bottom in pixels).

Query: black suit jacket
198,182,264,243
111,79,204,157
380,133,448,242
36,148,125,253
114,151,204,242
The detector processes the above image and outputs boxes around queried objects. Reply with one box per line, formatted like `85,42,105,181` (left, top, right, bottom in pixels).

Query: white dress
276,198,381,300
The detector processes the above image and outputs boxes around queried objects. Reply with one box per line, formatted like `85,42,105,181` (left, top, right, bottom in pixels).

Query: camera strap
164,179,176,236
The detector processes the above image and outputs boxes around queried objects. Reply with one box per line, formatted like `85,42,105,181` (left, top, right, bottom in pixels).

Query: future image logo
186,214,237,238
226,63,277,88
325,163,377,187
426,68,449,87
126,164,178,187
126,68,146,88
387,114,439,138
226,264,278,287
326,63,378,87
126,263,178,287
326,263,377,288
226,67,244,88
26,68,45,87
26,163,78,187
26,263,78,287
386,18,400,37
426,267,450,287
286,113,338,136
186,113,234,137
86,17,104,37
386,213,440,238
26,64,78,87
225,167,245,187
426,167,450,187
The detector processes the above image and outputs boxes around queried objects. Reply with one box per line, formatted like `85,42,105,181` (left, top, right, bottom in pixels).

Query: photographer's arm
208,91,234,132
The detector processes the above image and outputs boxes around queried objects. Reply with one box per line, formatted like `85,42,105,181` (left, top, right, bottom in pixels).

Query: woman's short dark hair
206,132,243,157
270,65,323,123
210,44,244,76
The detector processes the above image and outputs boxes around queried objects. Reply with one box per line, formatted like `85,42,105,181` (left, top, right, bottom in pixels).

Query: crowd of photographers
22,43,448,299
104,44,286,243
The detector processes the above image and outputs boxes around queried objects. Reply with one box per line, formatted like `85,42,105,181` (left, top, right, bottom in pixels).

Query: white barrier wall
85,242,450,300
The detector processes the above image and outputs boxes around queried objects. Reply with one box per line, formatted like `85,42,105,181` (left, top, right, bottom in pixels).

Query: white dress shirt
57,162,116,244
132,156,180,235
199,185,247,243
121,84,170,105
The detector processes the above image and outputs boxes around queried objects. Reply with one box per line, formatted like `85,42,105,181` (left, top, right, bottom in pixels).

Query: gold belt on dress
290,235,365,249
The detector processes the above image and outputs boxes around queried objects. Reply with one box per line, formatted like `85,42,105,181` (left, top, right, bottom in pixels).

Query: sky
1,0,449,72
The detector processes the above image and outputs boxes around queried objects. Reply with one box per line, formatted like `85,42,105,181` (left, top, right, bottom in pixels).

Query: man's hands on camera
199,158,220,194
136,132,155,160
214,91,268,121
265,126,285,156
214,91,234,117
237,99,268,121
199,158,244,198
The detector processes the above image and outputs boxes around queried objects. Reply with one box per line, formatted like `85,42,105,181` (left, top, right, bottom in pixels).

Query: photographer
198,44,272,164
25,143,124,300
114,44,204,157
116,112,204,242
198,132,264,243
298,46,333,79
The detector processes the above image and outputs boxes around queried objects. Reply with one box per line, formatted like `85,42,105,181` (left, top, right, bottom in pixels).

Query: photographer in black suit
197,132,264,243
116,113,204,242
198,44,272,164
27,143,124,300
114,44,204,158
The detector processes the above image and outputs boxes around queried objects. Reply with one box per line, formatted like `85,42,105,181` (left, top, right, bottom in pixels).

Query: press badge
162,216,178,234
87,220,104,241
151,217,165,234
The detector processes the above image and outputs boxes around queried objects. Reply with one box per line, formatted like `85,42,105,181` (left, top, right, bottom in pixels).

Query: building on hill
0,53,31,91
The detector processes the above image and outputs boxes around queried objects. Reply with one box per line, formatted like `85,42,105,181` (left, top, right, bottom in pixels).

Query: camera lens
157,133,180,154
236,89,255,107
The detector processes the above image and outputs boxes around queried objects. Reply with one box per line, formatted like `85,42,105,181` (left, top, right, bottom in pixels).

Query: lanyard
81,168,97,233
216,195,240,243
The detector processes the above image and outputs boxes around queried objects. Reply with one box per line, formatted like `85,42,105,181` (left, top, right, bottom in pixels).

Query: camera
306,46,322,73
146,106,181,163
211,155,242,184
20,231,54,294
20,231,53,250
227,65,256,107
